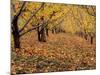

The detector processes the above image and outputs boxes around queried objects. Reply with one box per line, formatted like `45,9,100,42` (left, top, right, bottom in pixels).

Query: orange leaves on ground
11,32,96,74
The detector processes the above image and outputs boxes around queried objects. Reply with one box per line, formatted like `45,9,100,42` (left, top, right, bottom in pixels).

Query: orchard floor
11,31,96,74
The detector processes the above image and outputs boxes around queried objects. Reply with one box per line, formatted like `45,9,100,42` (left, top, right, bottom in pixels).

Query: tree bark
12,16,20,48
11,2,26,48
52,29,55,34
13,32,20,48
84,34,88,40
37,27,41,41
40,25,46,42
90,36,93,44
46,28,49,36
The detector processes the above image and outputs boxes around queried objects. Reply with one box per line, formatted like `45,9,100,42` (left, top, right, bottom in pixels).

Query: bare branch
20,12,52,36
17,2,26,17
20,23,43,37
12,2,26,24
11,3,16,13
19,3,45,33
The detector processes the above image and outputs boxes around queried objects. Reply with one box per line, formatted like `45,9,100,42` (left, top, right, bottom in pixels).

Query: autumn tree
11,1,45,48
11,1,26,48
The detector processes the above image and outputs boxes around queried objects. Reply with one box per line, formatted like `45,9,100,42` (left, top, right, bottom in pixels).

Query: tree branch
20,8,56,37
19,3,45,33
12,2,26,24
17,2,26,17
20,23,43,37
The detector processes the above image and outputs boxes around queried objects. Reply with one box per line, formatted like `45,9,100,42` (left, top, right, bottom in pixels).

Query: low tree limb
20,23,43,37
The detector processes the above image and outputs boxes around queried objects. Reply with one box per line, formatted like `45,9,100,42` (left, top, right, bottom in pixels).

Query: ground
11,31,96,74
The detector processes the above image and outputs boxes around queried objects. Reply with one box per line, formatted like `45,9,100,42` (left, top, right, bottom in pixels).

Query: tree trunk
90,36,93,44
46,28,49,36
12,16,20,48
40,26,46,42
13,32,20,48
37,27,41,41
52,29,54,34
55,28,57,34
84,34,88,40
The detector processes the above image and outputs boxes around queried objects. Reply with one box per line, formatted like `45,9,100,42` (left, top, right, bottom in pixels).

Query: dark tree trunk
90,36,93,44
12,16,20,48
40,26,46,42
55,28,57,34
11,2,26,48
84,34,88,40
37,27,41,41
13,32,20,48
46,28,49,36
52,29,54,34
